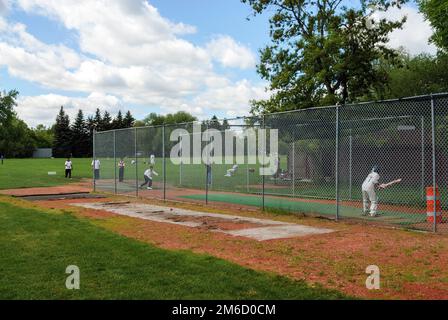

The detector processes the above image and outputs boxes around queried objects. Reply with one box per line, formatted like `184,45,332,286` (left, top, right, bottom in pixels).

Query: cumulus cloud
372,4,436,55
17,92,123,127
206,35,257,69
0,0,266,126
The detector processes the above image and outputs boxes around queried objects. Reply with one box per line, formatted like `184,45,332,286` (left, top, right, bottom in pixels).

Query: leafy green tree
242,0,407,113
142,111,197,126
0,90,18,125
31,124,54,148
93,108,102,131
373,52,448,99
53,106,72,157
419,0,448,52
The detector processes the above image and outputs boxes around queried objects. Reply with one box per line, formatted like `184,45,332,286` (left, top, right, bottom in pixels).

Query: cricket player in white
140,166,158,190
362,165,380,217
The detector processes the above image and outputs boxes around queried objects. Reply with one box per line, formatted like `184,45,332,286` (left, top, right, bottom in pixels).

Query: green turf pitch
182,193,427,226
0,200,347,299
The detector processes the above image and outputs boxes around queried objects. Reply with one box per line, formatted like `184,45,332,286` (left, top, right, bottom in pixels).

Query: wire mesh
93,93,448,232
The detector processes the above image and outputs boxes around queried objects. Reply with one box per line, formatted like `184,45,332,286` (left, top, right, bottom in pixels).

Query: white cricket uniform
91,160,101,169
362,171,380,215
150,155,155,165
225,165,238,177
144,169,158,179
65,161,72,170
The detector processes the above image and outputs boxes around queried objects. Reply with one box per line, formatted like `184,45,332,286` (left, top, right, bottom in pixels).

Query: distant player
224,164,239,177
362,165,381,217
92,159,101,180
150,154,155,165
140,165,158,190
64,157,73,179
118,158,125,182
1,154,4,165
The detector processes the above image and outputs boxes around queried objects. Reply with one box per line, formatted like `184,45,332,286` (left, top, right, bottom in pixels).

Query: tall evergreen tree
123,110,135,128
102,111,112,131
71,109,90,157
112,110,124,129
93,108,102,131
53,106,72,157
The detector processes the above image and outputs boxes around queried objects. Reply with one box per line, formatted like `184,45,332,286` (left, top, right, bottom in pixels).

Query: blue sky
0,0,435,127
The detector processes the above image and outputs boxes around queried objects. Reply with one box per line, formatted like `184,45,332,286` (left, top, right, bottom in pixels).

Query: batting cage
93,93,448,232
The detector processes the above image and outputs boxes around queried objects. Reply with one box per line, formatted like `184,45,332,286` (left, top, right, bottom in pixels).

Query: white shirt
150,155,155,165
362,172,380,192
144,169,158,179
92,159,101,170
65,161,72,170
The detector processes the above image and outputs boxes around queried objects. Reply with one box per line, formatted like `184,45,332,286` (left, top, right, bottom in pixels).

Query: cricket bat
379,179,402,189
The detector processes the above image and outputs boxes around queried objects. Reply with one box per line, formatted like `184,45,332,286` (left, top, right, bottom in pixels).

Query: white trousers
362,189,378,215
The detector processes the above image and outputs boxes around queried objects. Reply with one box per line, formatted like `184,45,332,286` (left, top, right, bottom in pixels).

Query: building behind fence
93,93,448,233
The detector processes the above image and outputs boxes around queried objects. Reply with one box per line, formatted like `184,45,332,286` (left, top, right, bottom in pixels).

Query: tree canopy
419,0,448,52
242,0,408,113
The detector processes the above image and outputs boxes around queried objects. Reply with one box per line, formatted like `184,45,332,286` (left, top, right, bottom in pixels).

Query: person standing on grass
140,165,158,190
65,157,73,179
118,158,125,182
92,159,101,180
1,154,3,165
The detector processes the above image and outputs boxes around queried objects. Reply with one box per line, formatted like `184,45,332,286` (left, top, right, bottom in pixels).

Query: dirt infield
0,180,92,196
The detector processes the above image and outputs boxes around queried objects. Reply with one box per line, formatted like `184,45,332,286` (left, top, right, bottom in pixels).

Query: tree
0,89,18,125
112,110,124,129
53,106,72,157
71,110,90,157
123,110,135,127
31,124,54,148
419,0,448,52
142,111,197,126
0,90,36,157
242,0,407,113
371,52,448,99
102,111,112,131
93,108,102,131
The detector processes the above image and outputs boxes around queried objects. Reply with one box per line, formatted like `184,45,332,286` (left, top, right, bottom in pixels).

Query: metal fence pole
262,114,265,212
421,116,425,201
135,127,138,198
292,141,295,197
163,124,166,201
335,106,340,221
431,95,437,233
205,123,209,205
93,129,96,192
114,130,117,195
349,129,353,200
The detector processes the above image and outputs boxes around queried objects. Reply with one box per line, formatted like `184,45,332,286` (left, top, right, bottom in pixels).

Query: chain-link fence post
135,127,138,198
262,114,265,212
431,95,437,233
335,105,340,221
113,130,117,195
93,129,96,192
349,128,353,200
163,124,166,201
205,123,209,205
421,116,425,201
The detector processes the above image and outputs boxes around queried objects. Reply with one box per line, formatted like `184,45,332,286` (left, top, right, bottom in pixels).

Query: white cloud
206,35,257,69
17,92,123,127
0,0,266,126
373,4,437,55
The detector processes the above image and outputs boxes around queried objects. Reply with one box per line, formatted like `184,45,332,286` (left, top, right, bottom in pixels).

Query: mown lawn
0,199,348,299
0,158,92,189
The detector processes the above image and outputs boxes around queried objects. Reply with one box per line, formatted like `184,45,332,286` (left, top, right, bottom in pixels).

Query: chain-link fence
93,93,448,233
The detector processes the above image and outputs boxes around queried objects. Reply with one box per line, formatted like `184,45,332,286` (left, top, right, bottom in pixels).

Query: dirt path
27,195,448,300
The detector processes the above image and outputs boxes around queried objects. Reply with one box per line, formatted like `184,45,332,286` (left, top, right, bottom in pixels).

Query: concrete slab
224,225,334,241
72,202,334,241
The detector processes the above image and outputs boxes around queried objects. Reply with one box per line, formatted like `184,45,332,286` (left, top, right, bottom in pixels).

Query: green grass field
0,199,347,299
0,158,93,189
